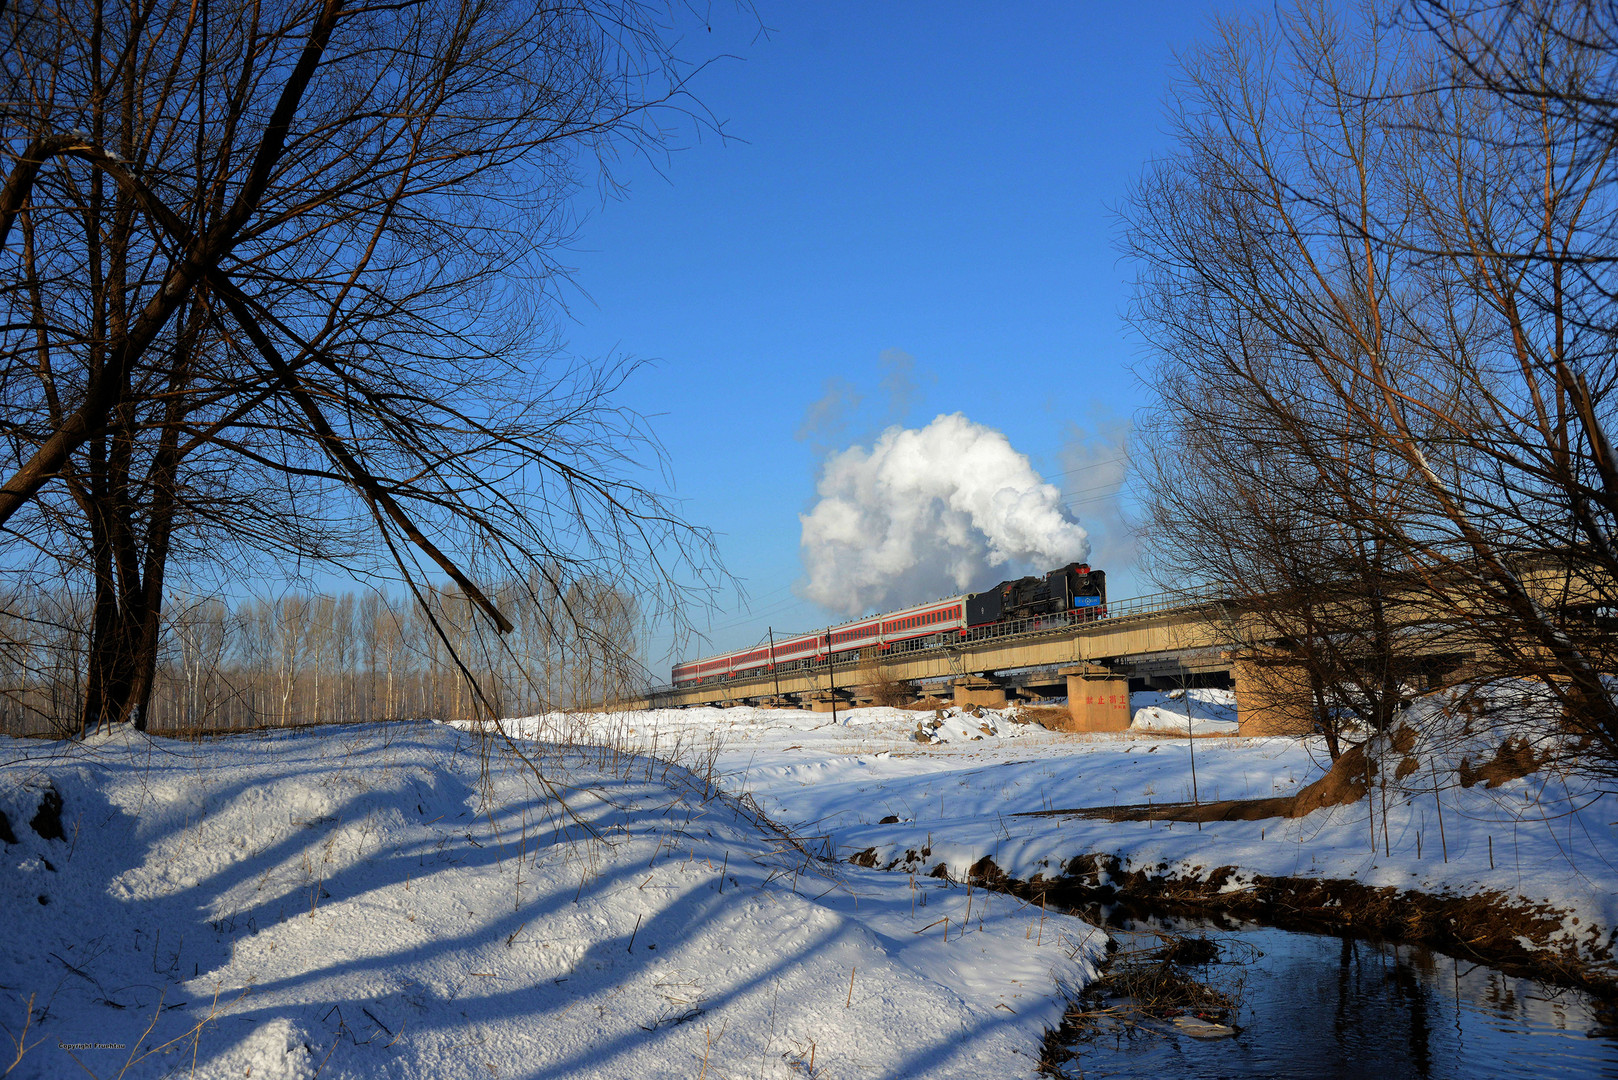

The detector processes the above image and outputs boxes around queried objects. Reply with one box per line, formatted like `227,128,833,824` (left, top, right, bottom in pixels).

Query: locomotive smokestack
798,412,1090,616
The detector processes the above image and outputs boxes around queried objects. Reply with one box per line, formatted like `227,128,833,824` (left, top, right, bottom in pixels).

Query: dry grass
1079,938,1237,1022
1040,929,1249,1073
857,658,914,709
1013,705,1072,729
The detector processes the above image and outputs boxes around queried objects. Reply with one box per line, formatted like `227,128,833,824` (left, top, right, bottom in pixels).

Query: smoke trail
798,413,1090,616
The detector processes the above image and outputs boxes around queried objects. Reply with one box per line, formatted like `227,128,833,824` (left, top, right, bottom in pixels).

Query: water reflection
1059,918,1618,1080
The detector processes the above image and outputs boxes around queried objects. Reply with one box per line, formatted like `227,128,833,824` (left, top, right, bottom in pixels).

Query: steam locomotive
671,562,1106,687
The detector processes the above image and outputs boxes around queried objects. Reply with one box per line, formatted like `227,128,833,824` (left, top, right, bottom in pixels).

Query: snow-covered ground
510,693,1618,982
5,688,1614,1079
505,701,1329,884
0,722,1100,1080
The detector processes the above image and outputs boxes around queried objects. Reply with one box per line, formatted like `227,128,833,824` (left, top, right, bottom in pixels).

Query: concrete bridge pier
1232,656,1317,737
951,676,1008,708
1058,664,1132,732
806,689,853,713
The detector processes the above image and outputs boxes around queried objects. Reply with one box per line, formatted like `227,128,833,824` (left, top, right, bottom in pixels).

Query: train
671,562,1106,687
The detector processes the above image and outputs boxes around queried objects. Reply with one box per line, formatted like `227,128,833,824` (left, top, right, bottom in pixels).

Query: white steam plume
799,413,1090,616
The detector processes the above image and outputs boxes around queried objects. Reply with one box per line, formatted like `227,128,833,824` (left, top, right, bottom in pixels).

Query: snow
1127,688,1240,735
0,722,1099,1079
504,693,1618,981
5,685,1615,1078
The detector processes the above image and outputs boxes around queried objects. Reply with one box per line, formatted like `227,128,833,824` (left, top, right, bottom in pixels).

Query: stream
1049,909,1618,1079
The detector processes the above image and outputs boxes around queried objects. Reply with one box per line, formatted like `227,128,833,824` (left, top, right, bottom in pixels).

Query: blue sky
554,3,1247,668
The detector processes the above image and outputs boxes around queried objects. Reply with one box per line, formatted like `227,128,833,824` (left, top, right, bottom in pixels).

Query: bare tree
1135,359,1438,756
1125,0,1618,776
0,577,648,733
0,0,727,732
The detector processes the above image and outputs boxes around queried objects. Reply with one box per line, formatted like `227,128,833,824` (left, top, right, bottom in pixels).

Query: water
1056,915,1618,1079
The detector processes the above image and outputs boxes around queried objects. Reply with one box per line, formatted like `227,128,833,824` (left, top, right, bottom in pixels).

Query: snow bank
1129,688,1239,735
534,695,1618,982
0,722,1100,1080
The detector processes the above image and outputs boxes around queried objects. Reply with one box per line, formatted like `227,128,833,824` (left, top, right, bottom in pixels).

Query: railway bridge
617,593,1347,736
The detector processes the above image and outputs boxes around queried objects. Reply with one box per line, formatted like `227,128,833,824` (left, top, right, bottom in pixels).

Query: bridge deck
622,594,1231,710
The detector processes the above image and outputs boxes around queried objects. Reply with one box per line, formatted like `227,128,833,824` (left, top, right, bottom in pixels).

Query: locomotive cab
964,562,1107,624
1060,563,1107,616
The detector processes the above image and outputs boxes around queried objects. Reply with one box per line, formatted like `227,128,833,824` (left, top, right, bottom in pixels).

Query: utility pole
1181,666,1199,809
827,629,838,725
768,627,781,702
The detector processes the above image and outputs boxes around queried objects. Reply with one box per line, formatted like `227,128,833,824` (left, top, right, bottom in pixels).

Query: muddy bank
873,846,1618,997
1017,728,1557,827
878,734,1618,994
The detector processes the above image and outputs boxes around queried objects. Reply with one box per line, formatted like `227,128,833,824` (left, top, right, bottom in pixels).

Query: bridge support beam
806,690,851,713
951,676,1008,709
1058,665,1132,732
1233,657,1317,737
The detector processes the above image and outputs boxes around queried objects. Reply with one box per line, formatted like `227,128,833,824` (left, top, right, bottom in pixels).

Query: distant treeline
0,578,639,737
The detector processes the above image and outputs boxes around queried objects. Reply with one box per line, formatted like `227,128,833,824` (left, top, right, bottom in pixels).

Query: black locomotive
965,562,1106,625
